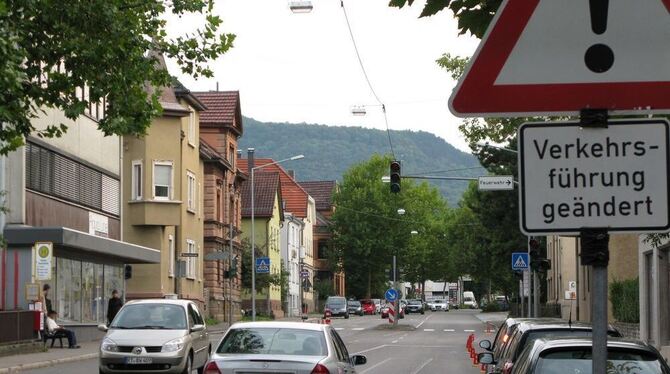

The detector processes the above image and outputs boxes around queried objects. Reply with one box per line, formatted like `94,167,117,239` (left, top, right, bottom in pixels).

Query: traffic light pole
581,228,609,374
533,271,539,317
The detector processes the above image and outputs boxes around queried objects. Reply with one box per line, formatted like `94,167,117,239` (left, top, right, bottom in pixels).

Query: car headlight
162,337,186,353
101,338,119,352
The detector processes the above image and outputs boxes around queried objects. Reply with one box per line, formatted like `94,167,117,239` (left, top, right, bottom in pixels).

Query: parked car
347,300,364,316
405,299,425,314
98,299,210,374
429,299,449,312
324,296,349,319
360,299,376,315
480,337,670,374
463,291,478,309
204,321,367,374
380,304,405,319
371,299,382,314
479,320,622,374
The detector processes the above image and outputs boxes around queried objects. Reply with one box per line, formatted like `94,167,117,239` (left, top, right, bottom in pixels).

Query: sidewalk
475,311,509,326
0,322,231,374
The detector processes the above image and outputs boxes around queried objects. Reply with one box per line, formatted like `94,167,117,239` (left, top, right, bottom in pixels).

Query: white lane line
352,327,365,331
411,358,434,374
392,340,398,344
464,329,476,332
423,329,435,332
444,329,455,332
335,328,344,330
359,357,393,374
415,314,433,329
354,344,388,355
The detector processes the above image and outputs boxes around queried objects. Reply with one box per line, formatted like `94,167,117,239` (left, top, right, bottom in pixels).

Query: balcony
127,200,181,226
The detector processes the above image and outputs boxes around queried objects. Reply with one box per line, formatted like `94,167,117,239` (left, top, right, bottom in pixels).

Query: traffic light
124,264,132,280
390,160,401,193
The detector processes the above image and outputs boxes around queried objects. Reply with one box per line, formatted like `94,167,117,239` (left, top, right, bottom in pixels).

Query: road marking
352,327,365,331
423,329,435,332
392,340,398,344
464,329,476,332
415,314,433,328
359,357,393,374
411,358,434,374
444,329,455,332
354,344,388,355
335,328,344,330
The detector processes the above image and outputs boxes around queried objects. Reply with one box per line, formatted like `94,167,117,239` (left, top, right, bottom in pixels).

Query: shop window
56,258,82,323
153,162,173,200
131,161,142,200
82,263,104,323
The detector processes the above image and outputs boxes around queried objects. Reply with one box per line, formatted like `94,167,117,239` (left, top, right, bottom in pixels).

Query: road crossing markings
444,329,455,332
464,329,476,332
392,340,398,344
335,328,344,330
410,358,434,374
359,357,393,374
423,329,435,332
352,327,365,331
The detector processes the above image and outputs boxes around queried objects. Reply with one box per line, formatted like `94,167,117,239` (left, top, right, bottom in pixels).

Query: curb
0,352,98,374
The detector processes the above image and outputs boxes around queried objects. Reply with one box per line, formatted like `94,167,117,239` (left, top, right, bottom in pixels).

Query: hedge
609,277,639,323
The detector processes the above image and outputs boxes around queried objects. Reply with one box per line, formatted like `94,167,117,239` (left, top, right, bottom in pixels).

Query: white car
429,299,449,312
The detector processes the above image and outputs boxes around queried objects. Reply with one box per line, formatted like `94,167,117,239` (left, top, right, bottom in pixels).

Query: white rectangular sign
519,119,670,235
34,242,53,281
478,175,514,191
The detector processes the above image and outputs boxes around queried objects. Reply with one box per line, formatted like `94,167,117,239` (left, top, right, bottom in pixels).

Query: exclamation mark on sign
584,0,615,73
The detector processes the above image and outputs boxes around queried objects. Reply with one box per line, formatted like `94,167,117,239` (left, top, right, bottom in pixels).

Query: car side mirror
191,324,205,332
351,355,367,366
478,352,495,365
97,324,108,332
479,339,492,351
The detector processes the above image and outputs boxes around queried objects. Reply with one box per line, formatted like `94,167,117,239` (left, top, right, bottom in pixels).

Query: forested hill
238,117,481,205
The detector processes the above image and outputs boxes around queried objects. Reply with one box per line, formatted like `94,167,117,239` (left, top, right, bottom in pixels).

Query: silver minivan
98,299,210,374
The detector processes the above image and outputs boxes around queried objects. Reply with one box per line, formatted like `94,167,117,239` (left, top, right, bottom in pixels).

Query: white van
463,291,478,309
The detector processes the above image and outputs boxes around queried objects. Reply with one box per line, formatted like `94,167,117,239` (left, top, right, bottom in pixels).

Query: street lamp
251,153,304,321
475,141,518,154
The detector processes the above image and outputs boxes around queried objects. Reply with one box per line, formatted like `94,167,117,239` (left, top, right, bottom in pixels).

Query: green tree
0,0,234,154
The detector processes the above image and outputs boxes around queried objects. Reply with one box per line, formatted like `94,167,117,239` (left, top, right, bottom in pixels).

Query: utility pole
393,254,398,327
533,270,540,317
228,183,235,324
581,229,609,374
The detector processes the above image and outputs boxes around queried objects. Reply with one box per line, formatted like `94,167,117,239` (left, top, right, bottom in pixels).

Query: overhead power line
340,0,396,159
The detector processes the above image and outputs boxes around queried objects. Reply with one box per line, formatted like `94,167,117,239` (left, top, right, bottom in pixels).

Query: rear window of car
510,328,621,361
217,328,328,356
348,301,360,307
360,300,373,305
536,349,669,374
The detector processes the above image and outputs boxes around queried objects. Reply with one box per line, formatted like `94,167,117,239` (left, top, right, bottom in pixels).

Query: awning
4,225,160,264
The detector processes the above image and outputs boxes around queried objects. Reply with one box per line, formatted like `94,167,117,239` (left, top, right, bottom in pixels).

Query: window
216,187,222,222
187,110,195,146
228,145,235,163
318,240,329,259
187,171,196,212
168,235,175,277
131,160,142,200
153,161,173,200
186,239,196,279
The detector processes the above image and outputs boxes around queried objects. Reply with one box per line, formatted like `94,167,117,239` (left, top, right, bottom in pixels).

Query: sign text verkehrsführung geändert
519,119,670,235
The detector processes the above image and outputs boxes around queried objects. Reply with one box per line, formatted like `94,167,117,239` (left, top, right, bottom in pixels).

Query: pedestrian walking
46,311,80,348
107,289,123,324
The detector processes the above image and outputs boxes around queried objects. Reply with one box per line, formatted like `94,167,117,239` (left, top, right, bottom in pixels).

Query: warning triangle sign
514,256,528,269
449,0,670,117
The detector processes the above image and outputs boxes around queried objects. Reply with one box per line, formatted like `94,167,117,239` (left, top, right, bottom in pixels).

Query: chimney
247,148,255,174
287,170,295,179
237,149,242,159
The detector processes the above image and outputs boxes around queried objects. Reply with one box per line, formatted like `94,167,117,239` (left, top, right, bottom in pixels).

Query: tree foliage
0,0,234,154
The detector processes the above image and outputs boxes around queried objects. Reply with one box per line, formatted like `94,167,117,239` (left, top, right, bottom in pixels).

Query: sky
165,0,480,152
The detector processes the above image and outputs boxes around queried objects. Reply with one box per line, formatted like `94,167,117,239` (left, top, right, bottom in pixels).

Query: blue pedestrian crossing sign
512,252,530,271
385,288,398,302
256,257,270,274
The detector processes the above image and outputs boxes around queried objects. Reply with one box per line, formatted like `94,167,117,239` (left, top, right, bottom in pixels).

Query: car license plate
125,357,153,364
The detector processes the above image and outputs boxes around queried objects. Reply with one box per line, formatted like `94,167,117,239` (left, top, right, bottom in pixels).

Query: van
463,291,478,309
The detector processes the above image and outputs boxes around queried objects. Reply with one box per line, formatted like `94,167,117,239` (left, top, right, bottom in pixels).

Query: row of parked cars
98,299,368,374
479,317,670,374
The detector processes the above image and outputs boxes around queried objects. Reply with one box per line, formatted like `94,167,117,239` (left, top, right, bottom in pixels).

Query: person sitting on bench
46,311,80,349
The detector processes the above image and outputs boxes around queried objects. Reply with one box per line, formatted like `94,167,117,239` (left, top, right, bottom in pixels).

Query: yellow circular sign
38,245,50,258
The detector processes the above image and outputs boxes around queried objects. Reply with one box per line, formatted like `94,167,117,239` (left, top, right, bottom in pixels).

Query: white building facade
281,213,304,317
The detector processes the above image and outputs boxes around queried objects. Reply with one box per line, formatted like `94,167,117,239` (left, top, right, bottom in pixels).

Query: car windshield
348,301,361,307
110,304,186,330
536,349,667,374
217,328,328,356
409,300,422,305
434,300,444,303
327,298,345,306
361,300,372,305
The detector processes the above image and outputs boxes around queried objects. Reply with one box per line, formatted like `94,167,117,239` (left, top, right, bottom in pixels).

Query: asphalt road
25,309,493,374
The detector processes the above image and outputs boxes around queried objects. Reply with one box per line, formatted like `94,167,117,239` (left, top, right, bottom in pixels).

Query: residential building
123,67,206,307
639,235,670,359
299,181,345,301
193,91,245,323
546,234,639,323
239,154,284,317
281,212,304,317
238,158,317,312
0,98,158,338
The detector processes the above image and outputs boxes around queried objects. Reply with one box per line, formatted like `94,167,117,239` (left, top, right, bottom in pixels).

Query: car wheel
182,353,192,374
345,313,350,319
421,311,425,315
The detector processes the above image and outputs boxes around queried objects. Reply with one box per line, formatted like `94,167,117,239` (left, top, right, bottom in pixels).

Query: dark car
479,320,622,374
405,299,425,314
347,300,364,316
324,296,349,319
485,337,670,374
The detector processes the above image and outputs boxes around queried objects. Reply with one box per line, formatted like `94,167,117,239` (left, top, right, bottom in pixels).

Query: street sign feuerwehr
478,176,514,191
449,0,670,118
519,119,670,235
